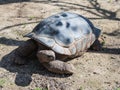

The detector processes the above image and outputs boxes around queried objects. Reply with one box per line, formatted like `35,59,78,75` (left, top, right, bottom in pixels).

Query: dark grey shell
25,12,101,55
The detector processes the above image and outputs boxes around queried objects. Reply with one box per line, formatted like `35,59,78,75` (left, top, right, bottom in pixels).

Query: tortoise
13,12,102,74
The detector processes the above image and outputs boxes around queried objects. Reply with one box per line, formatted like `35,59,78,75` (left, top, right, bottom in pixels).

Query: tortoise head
37,50,55,63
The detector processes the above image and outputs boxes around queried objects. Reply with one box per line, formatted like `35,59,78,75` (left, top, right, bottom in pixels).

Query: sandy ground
0,0,120,90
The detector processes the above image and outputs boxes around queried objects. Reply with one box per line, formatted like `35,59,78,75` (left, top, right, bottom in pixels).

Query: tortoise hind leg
13,39,37,65
89,38,103,51
37,50,75,74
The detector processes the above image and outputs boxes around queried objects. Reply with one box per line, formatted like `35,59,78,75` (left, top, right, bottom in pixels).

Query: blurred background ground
0,0,120,90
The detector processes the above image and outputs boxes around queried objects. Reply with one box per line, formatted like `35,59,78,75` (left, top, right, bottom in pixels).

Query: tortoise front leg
13,39,37,64
43,60,75,74
37,50,75,74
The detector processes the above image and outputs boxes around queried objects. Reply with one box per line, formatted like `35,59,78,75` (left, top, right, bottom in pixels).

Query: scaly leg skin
37,50,76,74
13,39,37,65
90,38,103,51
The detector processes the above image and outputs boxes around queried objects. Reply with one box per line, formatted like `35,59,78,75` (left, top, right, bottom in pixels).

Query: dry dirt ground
0,0,120,90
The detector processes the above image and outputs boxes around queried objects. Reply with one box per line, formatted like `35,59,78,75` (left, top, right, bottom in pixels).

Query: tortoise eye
47,56,54,60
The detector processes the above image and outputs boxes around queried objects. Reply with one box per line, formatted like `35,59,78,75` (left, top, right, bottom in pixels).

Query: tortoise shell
25,12,101,55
